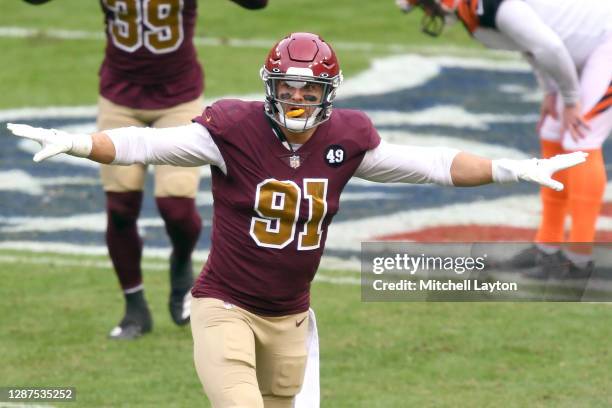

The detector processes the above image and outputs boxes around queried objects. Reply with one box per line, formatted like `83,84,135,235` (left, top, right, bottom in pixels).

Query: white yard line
0,26,520,58
0,250,361,281
5,253,612,295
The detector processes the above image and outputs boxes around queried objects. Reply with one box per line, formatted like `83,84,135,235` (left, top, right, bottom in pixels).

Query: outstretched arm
355,141,586,191
89,132,116,163
6,123,226,173
449,152,492,186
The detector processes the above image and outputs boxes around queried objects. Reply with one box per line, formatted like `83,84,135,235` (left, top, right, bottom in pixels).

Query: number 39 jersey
191,100,381,316
99,0,202,109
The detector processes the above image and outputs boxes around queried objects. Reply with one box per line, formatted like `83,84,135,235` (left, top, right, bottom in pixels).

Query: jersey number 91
250,179,328,250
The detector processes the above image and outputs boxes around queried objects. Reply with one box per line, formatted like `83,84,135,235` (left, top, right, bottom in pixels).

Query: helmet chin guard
275,107,323,132
261,33,343,132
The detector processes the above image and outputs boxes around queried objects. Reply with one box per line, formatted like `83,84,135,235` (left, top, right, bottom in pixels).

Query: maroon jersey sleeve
192,99,264,175
346,109,382,152
326,109,382,173
193,99,254,138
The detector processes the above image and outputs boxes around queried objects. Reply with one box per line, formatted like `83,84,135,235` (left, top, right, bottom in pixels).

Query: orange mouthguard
286,109,305,118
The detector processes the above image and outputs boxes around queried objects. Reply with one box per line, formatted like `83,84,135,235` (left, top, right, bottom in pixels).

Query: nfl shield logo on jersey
289,155,301,169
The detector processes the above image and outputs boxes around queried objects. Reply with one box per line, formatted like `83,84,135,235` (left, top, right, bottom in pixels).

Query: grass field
0,0,477,109
2,251,612,407
2,1,612,407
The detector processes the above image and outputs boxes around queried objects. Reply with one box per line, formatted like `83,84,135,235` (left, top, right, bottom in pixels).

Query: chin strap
266,114,298,154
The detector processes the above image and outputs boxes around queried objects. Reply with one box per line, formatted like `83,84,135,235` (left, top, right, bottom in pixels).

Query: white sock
124,284,144,294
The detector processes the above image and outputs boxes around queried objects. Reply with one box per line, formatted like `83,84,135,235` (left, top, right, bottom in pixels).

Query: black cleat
169,254,194,326
563,261,594,280
169,289,192,326
108,317,152,340
503,245,541,269
522,250,569,280
109,290,153,340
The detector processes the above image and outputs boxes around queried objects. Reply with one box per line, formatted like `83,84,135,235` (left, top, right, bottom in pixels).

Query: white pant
294,308,320,408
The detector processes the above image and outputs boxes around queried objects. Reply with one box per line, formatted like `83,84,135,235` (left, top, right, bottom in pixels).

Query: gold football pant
97,96,203,198
191,297,309,408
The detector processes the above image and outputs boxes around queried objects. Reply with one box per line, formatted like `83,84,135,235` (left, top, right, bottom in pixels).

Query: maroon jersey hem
192,290,310,317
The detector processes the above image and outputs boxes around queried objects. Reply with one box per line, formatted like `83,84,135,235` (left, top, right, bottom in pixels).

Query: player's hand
520,152,587,191
493,152,588,191
561,103,590,142
6,123,92,162
396,0,412,12
536,92,558,135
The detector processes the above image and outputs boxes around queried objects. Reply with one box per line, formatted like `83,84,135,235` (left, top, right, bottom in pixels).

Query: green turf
0,0,474,44
0,0,477,108
2,251,612,407
0,251,204,407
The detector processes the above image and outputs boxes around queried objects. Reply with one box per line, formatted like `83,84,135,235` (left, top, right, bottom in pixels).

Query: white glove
7,123,92,162
492,152,588,191
396,0,413,13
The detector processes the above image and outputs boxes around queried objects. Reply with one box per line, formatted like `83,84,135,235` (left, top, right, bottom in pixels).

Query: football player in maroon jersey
8,32,586,406
22,0,268,339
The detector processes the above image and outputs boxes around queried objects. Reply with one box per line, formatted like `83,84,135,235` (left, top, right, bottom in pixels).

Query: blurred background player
23,0,268,339
397,0,612,278
7,32,586,406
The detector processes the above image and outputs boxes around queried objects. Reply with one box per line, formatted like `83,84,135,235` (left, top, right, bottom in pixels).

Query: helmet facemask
261,67,342,133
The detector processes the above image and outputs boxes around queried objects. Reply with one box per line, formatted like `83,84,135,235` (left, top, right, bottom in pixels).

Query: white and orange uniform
460,0,612,150
455,0,611,253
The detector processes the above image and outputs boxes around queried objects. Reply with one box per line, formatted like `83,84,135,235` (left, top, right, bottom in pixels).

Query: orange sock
567,148,606,255
535,140,569,244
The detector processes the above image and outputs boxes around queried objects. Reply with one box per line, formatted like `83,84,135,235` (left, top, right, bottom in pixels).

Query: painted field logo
1,54,611,262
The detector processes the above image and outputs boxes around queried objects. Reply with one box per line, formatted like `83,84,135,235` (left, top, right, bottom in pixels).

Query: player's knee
199,361,262,408
218,383,264,408
268,355,307,399
262,394,295,408
156,197,201,227
106,191,143,228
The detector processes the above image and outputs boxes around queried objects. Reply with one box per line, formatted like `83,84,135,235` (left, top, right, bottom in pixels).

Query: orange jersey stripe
584,86,612,121
584,98,612,121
